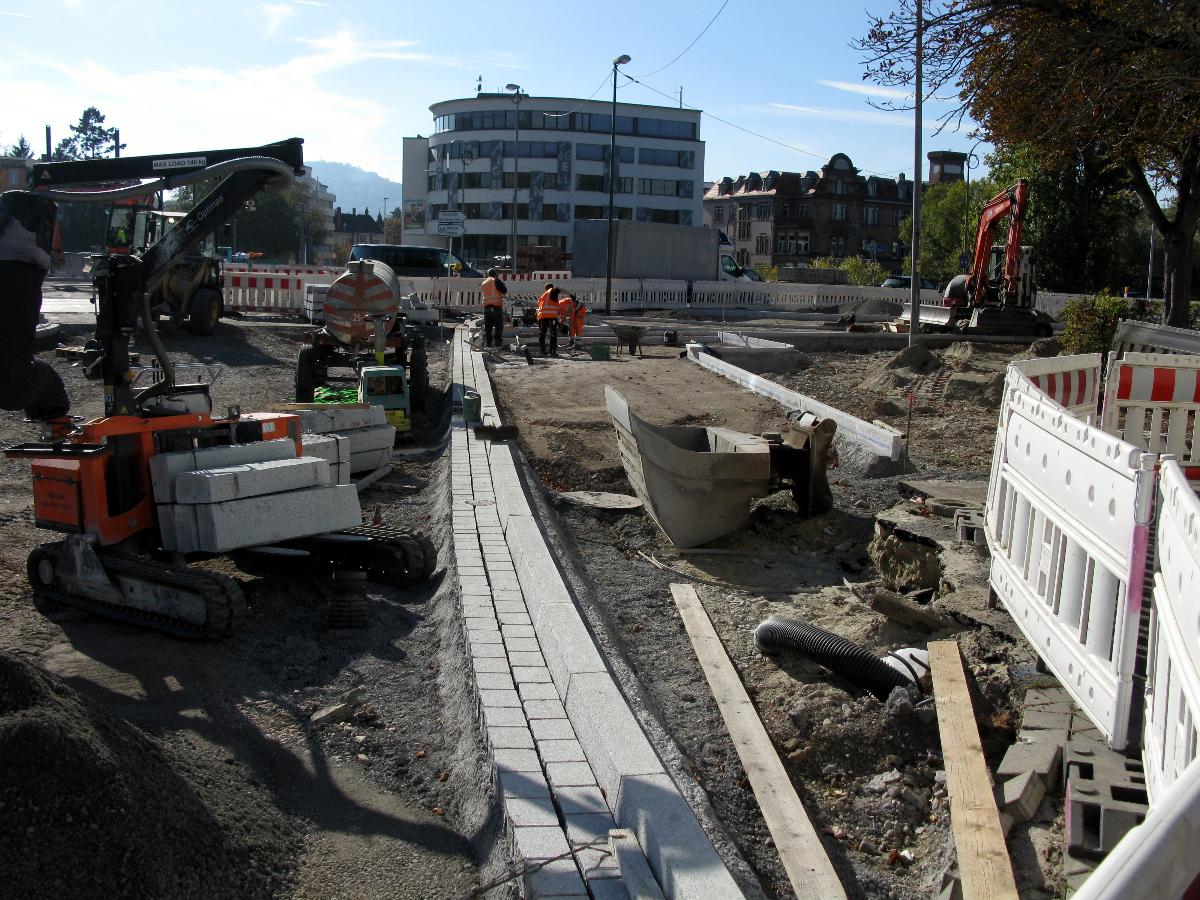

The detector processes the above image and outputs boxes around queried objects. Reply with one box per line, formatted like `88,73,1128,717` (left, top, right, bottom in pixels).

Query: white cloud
262,3,294,36
818,79,911,101
769,102,913,128
0,10,35,17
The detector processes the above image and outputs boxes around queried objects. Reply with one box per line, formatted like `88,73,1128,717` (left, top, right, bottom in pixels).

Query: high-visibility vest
558,296,575,323
482,277,504,307
537,289,560,320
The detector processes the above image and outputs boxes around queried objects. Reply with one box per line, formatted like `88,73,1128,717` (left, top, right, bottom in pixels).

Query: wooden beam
670,583,846,900
927,640,1018,900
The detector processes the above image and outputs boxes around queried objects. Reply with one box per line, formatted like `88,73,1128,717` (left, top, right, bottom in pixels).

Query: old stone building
703,151,964,272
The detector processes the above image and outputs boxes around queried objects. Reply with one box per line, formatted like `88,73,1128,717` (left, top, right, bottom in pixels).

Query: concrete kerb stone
565,671,666,802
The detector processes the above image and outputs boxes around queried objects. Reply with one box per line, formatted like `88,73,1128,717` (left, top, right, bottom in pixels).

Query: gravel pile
0,652,297,899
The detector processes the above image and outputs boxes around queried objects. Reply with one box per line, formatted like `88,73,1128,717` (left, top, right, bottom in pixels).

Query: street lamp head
505,83,521,92
614,54,631,66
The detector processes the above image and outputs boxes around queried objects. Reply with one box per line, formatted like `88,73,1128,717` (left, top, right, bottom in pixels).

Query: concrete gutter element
716,331,793,349
452,328,744,899
605,385,773,549
686,342,905,462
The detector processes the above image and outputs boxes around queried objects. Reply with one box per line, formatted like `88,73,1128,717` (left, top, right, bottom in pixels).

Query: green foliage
899,178,1002,288
841,255,888,286
810,257,840,270
988,145,1146,294
7,135,33,159
753,263,779,282
1060,290,1133,354
70,107,124,159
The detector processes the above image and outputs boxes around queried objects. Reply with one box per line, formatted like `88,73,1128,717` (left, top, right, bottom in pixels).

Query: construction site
2,134,1199,900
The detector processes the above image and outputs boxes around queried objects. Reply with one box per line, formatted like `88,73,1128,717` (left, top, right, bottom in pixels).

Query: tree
987,145,1147,293
69,107,125,159
858,1,1200,325
7,135,34,159
899,178,1002,288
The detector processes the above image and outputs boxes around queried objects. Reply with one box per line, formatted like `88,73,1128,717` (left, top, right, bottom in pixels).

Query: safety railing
223,263,342,276
1101,352,1200,487
1143,459,1200,803
986,378,1155,750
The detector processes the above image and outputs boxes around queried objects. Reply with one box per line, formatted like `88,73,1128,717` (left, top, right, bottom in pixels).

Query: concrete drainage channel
450,326,743,899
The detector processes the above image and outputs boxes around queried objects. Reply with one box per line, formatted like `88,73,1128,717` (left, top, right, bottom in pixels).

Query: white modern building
297,166,337,265
402,93,704,268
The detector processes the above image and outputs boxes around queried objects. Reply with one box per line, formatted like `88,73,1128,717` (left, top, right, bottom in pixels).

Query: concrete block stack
151,440,363,554
296,405,394,475
299,432,351,485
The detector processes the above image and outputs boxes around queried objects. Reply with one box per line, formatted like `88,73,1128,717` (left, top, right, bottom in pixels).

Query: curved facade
402,93,704,268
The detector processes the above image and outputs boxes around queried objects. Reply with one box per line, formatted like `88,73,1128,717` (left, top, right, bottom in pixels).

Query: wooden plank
608,828,666,900
927,640,1018,900
670,583,847,900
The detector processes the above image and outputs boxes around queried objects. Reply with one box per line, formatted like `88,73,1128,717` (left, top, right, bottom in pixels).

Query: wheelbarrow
608,324,647,357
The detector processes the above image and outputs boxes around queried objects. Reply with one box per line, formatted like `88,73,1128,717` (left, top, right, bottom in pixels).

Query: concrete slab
536,602,610,698
514,666,554,684
350,446,392,475
532,719,578,741
615,772,743,899
514,827,587,898
520,682,561,701
565,812,622,881
546,761,598,788
499,769,552,801
566,672,665,802
483,706,527,728
149,439,296,503
296,405,386,434
506,796,561,828
174,456,330,504
494,748,542,773
538,739,587,763
488,726,535,750
160,483,361,554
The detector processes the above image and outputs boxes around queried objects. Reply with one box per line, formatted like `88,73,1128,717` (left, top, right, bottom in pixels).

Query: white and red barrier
223,263,342,276
987,381,1155,750
223,272,306,312
1102,352,1200,487
506,270,572,282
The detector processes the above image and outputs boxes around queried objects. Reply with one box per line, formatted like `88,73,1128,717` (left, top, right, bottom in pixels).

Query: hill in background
310,160,402,218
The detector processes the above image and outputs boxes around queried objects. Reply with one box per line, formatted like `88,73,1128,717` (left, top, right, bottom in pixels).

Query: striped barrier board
1101,352,1200,487
1112,319,1200,357
223,272,306,311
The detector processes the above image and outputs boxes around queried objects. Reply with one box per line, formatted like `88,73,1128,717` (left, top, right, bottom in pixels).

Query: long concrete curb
686,342,905,462
452,328,744,899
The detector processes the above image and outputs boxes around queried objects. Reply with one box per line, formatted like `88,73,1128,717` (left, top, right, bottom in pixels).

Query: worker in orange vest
536,282,561,356
558,291,575,342
569,296,588,348
481,267,507,347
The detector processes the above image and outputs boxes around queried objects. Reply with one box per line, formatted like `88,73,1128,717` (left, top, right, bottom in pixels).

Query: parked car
880,275,937,290
349,244,482,279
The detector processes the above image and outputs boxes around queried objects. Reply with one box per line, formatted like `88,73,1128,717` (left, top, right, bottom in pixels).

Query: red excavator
5,139,435,638
922,179,1054,337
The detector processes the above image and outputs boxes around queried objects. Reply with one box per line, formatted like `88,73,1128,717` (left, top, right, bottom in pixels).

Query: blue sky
0,0,988,185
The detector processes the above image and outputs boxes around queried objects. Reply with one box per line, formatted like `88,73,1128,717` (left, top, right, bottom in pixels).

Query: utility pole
908,0,923,346
606,55,632,316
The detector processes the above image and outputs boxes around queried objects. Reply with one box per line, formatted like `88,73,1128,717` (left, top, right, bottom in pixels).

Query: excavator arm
29,139,305,415
965,179,1027,307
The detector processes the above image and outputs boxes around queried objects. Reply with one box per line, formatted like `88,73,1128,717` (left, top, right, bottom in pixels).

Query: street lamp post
383,195,389,241
908,2,922,347
606,54,631,316
962,137,986,269
506,84,523,276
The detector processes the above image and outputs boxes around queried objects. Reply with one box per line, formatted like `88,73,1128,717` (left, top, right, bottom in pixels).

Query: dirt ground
489,338,1063,899
0,318,494,900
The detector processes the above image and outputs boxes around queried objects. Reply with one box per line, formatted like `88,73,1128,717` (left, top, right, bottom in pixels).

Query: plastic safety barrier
1143,459,1200,802
222,272,306,311
1102,352,1200,487
1009,353,1103,417
1112,319,1200,357
223,264,341,276
986,382,1155,750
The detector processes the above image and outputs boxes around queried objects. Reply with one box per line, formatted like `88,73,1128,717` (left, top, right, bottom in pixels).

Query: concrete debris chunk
1001,769,1046,824
865,768,903,794
311,702,353,726
997,736,1064,790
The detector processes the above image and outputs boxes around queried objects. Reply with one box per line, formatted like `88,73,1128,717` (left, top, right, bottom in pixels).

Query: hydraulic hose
754,617,913,701
34,156,296,204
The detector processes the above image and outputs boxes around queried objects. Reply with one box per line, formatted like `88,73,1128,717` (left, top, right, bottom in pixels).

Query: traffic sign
437,222,465,237
438,210,466,225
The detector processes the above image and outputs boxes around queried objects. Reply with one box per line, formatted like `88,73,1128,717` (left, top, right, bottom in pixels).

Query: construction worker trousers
483,305,504,347
0,261,69,420
538,318,558,356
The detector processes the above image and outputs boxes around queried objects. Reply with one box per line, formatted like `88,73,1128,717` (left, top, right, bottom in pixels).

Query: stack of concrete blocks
151,439,362,554
296,405,394,476
299,432,352,485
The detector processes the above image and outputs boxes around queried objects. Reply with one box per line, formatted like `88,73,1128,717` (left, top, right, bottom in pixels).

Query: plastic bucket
462,388,481,423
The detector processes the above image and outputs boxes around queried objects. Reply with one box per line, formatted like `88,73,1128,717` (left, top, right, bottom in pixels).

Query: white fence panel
1009,353,1103,417
1143,460,1200,802
222,272,306,311
986,387,1155,749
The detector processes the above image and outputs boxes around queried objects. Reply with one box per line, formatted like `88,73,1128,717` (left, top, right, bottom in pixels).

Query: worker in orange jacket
536,282,561,356
558,292,575,342
569,296,588,348
481,268,507,347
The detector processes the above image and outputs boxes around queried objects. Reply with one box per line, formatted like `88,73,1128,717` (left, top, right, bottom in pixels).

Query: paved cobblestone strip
451,329,623,898
451,327,744,900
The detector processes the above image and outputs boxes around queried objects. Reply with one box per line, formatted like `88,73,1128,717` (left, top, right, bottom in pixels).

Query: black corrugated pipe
754,617,913,701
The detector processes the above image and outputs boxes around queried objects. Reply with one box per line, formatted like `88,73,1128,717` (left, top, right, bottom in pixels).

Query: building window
797,202,808,222
711,206,725,224
895,210,904,226
638,148,690,167
576,143,634,163
832,203,847,221
645,208,682,224
639,178,682,196
834,180,846,195
797,233,810,254
867,181,877,197
737,221,750,240
863,206,878,225
755,202,770,221
736,249,750,266
574,205,631,220
830,236,846,256
779,203,790,221
737,204,749,221
755,233,770,255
